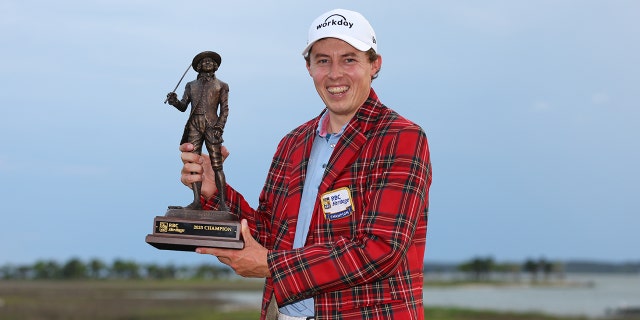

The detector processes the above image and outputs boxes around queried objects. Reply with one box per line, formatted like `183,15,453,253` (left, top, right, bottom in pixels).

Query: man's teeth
328,86,349,94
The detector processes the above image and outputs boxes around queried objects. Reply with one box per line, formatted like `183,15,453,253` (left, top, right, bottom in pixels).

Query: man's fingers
179,143,194,152
240,219,254,246
180,174,198,186
181,172,202,185
181,152,202,165
181,162,203,174
196,247,218,255
221,146,230,161
180,161,205,186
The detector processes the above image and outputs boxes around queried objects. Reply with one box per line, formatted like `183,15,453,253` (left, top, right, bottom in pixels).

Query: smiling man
179,8,432,320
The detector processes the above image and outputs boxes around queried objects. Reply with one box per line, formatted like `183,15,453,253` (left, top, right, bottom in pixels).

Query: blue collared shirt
279,111,345,317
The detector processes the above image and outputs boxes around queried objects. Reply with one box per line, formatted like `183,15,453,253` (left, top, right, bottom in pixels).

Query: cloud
0,155,108,177
532,100,552,112
591,92,610,106
0,1,20,26
0,156,7,171
452,4,513,30
59,165,109,177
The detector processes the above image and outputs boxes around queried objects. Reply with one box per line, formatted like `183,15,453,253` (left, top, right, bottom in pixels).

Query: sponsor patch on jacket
321,187,354,221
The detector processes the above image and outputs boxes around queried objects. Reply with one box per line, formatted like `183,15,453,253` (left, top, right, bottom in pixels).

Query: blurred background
1,0,638,319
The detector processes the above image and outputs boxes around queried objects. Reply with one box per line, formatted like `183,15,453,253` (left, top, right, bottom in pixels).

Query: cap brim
302,34,372,57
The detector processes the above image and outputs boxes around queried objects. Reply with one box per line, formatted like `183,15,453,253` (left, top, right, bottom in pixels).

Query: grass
424,307,591,320
0,280,256,320
0,280,635,320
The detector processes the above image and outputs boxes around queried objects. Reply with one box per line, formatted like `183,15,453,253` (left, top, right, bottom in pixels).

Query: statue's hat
192,51,221,71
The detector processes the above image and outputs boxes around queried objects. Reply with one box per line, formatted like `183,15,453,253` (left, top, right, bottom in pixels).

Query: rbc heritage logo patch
321,187,355,221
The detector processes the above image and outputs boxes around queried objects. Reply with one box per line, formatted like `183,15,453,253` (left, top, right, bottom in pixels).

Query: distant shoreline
2,278,634,320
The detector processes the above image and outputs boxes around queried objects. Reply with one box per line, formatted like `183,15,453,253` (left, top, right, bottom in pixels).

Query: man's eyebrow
313,51,358,59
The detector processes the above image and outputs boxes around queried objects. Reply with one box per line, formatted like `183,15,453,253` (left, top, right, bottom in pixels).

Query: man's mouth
327,86,349,95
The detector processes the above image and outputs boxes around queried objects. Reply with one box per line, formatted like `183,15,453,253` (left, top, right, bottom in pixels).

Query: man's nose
328,63,343,79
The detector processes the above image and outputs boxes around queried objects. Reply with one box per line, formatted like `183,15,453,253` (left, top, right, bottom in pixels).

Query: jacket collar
319,88,384,193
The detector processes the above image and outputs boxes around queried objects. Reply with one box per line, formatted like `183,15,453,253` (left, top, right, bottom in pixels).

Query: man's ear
373,55,382,73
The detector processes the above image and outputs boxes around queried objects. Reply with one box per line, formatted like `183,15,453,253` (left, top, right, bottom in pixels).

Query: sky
1,0,638,267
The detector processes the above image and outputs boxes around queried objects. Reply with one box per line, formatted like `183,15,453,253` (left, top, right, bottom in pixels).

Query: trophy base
146,208,244,252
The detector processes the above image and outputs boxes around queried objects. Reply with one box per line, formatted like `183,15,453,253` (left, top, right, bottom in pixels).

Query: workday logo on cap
302,9,377,57
316,13,355,30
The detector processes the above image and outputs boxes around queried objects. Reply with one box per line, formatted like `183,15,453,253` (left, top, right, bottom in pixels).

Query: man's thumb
241,219,253,243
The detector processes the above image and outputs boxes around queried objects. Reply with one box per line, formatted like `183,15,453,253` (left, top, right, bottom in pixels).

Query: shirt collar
317,111,347,140
315,87,379,139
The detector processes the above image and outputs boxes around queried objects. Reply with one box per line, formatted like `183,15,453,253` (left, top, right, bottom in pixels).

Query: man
167,51,230,211
179,9,431,320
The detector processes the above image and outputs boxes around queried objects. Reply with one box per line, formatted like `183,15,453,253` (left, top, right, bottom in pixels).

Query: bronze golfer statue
166,51,229,211
146,51,243,251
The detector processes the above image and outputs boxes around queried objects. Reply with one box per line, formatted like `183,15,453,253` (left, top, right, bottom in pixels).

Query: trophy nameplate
146,209,243,251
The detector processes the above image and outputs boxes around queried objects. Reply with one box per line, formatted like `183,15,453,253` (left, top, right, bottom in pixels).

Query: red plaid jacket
204,89,431,319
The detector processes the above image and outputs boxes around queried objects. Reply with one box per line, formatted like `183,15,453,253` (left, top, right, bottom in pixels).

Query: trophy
146,51,243,251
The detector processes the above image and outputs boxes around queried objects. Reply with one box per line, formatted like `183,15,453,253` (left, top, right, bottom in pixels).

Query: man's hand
196,219,271,278
179,143,229,200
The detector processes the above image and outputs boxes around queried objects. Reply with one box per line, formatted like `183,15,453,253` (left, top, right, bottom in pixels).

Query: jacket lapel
279,119,317,239
318,99,381,197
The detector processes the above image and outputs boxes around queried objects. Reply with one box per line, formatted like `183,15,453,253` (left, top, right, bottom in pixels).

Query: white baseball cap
302,8,377,57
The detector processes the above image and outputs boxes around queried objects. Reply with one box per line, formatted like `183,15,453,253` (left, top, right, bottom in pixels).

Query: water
132,273,640,318
424,273,640,318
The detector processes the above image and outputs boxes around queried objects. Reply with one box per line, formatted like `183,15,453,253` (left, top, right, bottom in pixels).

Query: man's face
306,38,381,123
199,57,217,73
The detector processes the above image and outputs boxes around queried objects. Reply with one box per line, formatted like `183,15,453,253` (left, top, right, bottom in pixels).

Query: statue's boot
216,171,230,212
183,182,203,210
